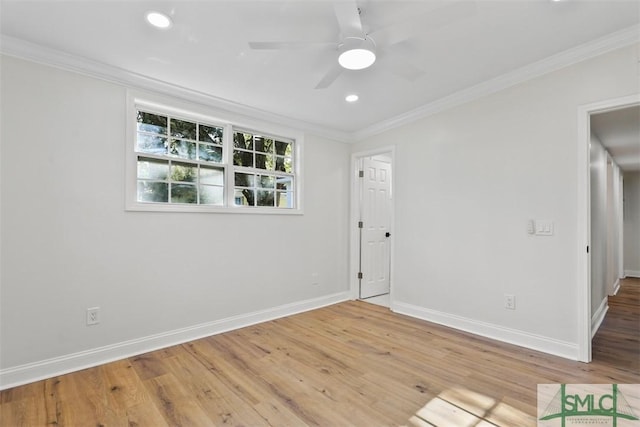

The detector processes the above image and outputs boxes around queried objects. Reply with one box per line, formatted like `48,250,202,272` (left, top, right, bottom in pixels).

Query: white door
359,157,392,298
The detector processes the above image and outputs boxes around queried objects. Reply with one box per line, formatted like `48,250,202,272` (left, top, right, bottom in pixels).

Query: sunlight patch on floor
404,387,534,427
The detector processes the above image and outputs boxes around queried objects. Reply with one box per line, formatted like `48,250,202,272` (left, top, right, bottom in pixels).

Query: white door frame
576,93,640,362
350,146,396,301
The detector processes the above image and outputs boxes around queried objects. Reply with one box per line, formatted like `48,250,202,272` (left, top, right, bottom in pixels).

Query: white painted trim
392,301,579,360
577,103,593,363
354,25,640,141
349,147,396,302
625,270,640,278
577,93,640,363
612,278,621,296
0,35,351,144
0,292,350,391
591,297,609,338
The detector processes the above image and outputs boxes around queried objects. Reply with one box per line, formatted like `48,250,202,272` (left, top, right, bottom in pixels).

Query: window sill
125,201,304,215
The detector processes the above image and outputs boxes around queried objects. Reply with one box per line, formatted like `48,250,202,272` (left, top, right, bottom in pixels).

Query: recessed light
146,11,172,29
345,94,359,103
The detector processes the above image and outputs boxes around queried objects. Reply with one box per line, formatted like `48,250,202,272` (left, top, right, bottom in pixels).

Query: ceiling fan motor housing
338,36,377,70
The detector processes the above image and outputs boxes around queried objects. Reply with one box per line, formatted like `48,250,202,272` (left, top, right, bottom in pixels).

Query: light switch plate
535,220,554,236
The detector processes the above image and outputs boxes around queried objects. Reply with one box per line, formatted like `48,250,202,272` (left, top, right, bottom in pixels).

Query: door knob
385,232,391,237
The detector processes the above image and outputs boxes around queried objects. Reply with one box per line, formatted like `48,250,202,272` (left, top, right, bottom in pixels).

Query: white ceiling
591,106,640,172
1,0,639,139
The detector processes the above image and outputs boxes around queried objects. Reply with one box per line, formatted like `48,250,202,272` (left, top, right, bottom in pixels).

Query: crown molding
352,24,640,142
0,35,352,144
2,25,638,144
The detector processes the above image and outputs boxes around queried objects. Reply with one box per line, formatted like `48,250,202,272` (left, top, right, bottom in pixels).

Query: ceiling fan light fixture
338,37,376,70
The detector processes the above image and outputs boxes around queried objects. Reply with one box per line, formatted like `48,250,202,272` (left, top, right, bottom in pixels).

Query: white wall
351,44,639,358
0,56,351,386
624,171,640,276
590,133,624,330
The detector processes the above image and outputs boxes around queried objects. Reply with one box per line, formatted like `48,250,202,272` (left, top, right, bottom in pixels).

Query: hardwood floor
1,279,638,426
592,276,640,371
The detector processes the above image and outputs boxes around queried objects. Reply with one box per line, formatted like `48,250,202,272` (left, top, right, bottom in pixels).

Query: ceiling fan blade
249,41,335,50
315,64,343,89
369,1,478,46
333,1,364,38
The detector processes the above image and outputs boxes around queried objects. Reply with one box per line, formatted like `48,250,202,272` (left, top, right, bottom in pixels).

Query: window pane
234,132,253,149
200,167,224,186
199,144,222,163
255,137,274,154
257,190,275,207
255,153,275,170
138,181,168,202
171,183,197,204
234,188,254,206
276,191,293,208
168,139,196,159
257,175,275,188
276,177,293,191
274,156,293,173
137,111,167,134
171,162,197,182
235,172,254,187
137,157,168,180
275,140,292,156
233,150,254,167
199,124,223,143
170,118,196,140
200,185,224,205
136,133,167,155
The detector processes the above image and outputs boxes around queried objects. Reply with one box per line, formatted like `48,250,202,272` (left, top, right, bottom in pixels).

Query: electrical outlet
504,294,516,310
86,307,100,326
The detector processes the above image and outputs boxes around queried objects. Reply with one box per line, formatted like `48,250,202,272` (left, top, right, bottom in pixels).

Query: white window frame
125,91,304,214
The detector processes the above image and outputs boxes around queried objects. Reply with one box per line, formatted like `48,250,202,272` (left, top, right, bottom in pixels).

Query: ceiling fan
248,1,477,89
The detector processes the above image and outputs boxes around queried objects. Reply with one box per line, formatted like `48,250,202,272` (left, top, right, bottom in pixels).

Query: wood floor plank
0,397,48,427
143,373,214,426
103,359,150,412
122,401,171,427
1,277,637,426
163,350,271,426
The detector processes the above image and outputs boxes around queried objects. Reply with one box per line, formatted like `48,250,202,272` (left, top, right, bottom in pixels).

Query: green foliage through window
133,108,296,210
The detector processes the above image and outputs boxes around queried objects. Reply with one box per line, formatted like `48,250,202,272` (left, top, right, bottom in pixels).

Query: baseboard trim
612,278,621,296
624,270,640,278
0,291,350,390
591,297,609,338
392,301,578,360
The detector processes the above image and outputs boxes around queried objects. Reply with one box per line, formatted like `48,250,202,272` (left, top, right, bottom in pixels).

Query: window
233,131,295,208
136,111,225,205
127,95,302,213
